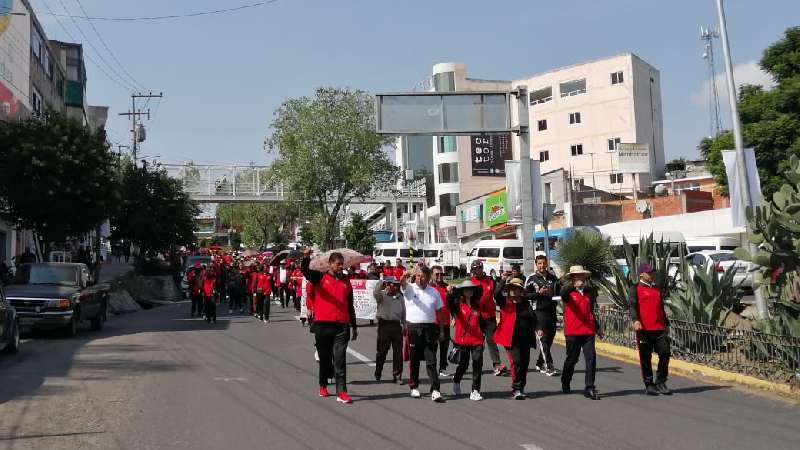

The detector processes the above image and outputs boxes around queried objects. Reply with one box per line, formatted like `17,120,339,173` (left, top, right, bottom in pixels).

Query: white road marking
347,347,376,367
213,377,247,382
520,444,544,450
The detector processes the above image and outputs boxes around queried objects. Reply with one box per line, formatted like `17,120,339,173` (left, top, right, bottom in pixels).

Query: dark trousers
230,293,243,311
437,326,451,371
453,345,483,392
480,318,503,367
506,333,533,392
204,296,216,322
535,322,557,370
292,290,301,311
190,294,202,316
256,292,270,320
314,322,350,393
407,323,440,392
561,334,597,389
280,284,292,308
638,330,670,384
375,320,403,379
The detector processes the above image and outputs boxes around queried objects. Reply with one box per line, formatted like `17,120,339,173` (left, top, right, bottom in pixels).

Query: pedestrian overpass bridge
161,164,427,205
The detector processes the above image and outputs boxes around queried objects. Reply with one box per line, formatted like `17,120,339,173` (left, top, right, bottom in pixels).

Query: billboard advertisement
484,190,509,228
617,143,650,173
471,133,512,177
0,0,30,120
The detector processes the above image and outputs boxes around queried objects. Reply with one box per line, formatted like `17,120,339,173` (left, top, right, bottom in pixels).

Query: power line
35,1,277,22
53,0,139,92
72,0,147,91
39,0,134,93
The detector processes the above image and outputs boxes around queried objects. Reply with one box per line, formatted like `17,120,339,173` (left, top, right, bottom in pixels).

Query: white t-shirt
401,283,443,324
279,268,287,283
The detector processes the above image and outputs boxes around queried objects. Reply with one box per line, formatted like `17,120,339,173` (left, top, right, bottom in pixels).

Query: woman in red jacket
493,277,536,400
559,265,602,400
256,265,272,323
202,266,217,324
446,280,485,401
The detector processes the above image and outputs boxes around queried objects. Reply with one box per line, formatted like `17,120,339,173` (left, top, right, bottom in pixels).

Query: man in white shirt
279,263,290,308
400,266,448,403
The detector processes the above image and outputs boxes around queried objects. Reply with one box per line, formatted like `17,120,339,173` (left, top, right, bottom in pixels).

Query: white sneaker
314,350,320,362
410,389,421,398
228,309,233,314
452,383,462,396
438,370,450,377
431,390,445,403
512,390,527,400
470,390,483,401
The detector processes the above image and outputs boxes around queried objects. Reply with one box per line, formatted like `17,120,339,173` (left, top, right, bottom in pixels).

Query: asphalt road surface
1,302,798,450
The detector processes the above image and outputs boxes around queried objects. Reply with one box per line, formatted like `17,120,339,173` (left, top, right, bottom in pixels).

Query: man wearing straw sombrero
559,265,602,400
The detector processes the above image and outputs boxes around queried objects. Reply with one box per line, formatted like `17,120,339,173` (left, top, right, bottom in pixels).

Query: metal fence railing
595,306,800,385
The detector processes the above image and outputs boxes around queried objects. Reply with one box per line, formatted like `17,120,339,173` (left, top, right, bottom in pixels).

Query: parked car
0,284,20,354
669,250,753,291
421,243,461,277
5,263,109,337
181,255,213,297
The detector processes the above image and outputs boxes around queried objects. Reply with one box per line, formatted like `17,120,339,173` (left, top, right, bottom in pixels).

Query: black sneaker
374,372,381,382
645,383,659,396
561,383,571,394
584,387,600,400
655,382,673,395
394,377,404,385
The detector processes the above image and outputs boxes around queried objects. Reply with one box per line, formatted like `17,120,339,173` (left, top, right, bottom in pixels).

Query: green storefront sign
484,191,508,228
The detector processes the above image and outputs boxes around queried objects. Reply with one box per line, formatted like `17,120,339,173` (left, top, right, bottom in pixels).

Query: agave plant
599,235,680,310
555,230,615,278
666,261,742,325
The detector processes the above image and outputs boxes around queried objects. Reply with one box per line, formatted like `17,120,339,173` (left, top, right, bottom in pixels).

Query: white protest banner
300,278,308,319
350,279,380,320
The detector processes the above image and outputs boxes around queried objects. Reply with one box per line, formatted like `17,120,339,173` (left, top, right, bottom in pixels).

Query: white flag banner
722,148,762,228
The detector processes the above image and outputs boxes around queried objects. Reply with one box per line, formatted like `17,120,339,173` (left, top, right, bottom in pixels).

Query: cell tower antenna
701,26,722,137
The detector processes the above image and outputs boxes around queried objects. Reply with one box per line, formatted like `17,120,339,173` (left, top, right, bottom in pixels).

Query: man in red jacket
630,263,672,396
301,249,358,404
393,258,406,280
559,265,601,400
470,261,507,376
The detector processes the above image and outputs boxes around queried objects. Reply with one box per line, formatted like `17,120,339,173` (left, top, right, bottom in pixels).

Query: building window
569,112,581,124
433,72,455,92
439,193,460,217
573,178,585,191
31,89,43,115
570,144,583,156
31,31,43,60
560,78,586,97
610,173,624,184
537,119,547,131
539,150,550,162
437,162,459,183
607,137,621,151
438,136,456,153
611,71,624,85
529,87,553,105
544,183,552,204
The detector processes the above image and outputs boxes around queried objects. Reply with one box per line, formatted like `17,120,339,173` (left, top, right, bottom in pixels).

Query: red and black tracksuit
446,294,484,392
494,280,537,393
301,257,356,394
188,268,203,317
630,282,670,386
472,275,504,370
202,272,217,323
560,285,600,389
255,271,272,321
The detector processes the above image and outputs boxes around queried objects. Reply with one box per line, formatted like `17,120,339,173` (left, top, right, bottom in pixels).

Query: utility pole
715,0,768,319
514,86,536,275
118,92,163,163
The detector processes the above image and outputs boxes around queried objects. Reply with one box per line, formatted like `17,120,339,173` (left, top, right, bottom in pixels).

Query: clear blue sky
30,0,800,165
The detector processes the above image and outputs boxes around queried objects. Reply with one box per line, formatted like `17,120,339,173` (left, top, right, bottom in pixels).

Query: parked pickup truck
5,263,109,337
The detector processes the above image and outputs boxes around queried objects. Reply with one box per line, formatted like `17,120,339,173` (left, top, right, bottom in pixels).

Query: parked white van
373,243,418,266
421,243,460,276
606,231,686,275
463,240,524,277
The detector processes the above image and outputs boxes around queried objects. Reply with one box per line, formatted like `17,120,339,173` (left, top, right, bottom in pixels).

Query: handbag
447,345,465,365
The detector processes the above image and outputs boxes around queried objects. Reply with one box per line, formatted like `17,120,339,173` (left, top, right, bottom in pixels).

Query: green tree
0,115,118,251
343,213,375,255
266,87,398,250
700,26,800,198
299,222,315,247
217,203,298,248
111,162,199,256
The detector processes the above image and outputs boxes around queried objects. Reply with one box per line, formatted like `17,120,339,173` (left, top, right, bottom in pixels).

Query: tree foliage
0,115,118,245
110,162,199,255
700,26,800,198
217,203,298,248
265,87,398,250
343,213,375,255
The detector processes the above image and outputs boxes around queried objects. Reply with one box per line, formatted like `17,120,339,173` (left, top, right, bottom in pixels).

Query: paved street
1,303,798,450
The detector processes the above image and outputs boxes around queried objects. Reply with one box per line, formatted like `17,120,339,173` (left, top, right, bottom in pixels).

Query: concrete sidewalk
97,261,134,283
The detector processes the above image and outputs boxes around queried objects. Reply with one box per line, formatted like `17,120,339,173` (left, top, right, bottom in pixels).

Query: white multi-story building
399,54,665,243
